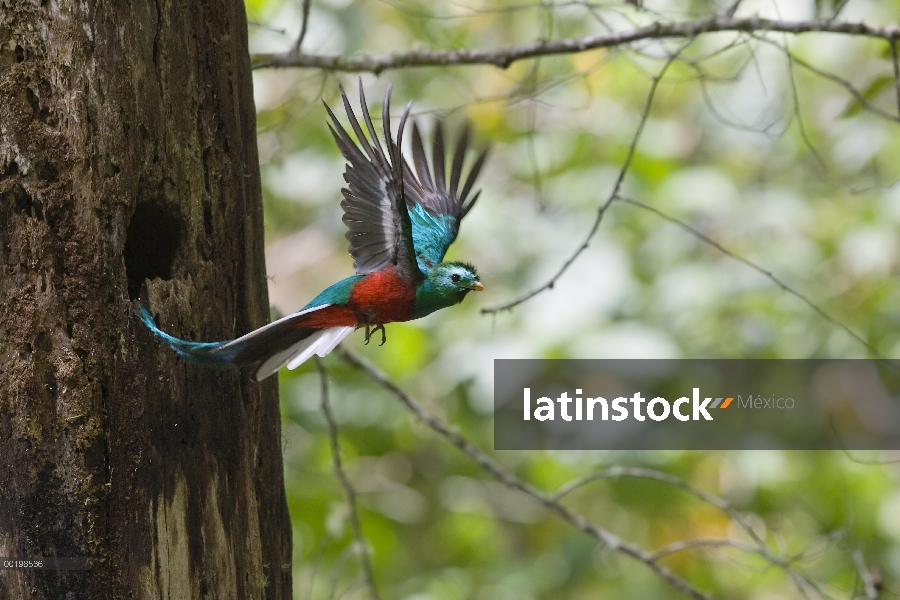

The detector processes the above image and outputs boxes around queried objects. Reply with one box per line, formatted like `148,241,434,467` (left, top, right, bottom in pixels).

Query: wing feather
449,125,469,199
460,146,488,213
411,124,434,191
403,120,489,270
432,122,447,196
325,82,420,283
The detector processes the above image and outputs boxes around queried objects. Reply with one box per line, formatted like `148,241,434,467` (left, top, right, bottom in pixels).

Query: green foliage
250,0,900,597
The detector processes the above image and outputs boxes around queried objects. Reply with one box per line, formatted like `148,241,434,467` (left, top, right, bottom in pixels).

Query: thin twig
326,547,355,600
253,16,900,72
852,550,879,599
555,467,759,538
650,538,773,561
293,0,313,54
616,196,882,358
300,533,331,600
753,35,900,124
744,33,898,198
482,46,684,314
722,0,743,19
749,34,900,197
336,347,717,600
891,40,900,119
371,0,609,22
783,36,831,174
690,61,786,135
830,0,852,21
316,358,381,600
553,466,825,598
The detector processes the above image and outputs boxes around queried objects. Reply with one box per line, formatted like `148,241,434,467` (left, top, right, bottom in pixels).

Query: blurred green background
247,0,900,597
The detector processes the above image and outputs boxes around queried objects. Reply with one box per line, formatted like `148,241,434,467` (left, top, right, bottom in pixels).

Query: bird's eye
451,274,460,283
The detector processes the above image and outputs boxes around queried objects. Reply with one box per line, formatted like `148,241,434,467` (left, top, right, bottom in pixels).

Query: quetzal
138,83,488,380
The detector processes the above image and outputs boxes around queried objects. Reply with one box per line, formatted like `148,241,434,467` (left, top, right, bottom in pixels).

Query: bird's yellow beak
469,282,484,292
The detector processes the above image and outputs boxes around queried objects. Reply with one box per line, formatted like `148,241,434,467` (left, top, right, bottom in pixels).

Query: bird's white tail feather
286,326,353,370
255,326,353,380
309,326,353,360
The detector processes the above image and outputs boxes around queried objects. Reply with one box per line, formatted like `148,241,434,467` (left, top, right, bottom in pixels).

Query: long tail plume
136,304,352,380
136,304,241,365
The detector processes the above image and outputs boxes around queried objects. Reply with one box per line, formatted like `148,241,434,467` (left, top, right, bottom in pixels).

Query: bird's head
426,261,483,303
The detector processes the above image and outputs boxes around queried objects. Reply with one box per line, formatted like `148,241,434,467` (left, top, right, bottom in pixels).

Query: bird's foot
364,323,387,346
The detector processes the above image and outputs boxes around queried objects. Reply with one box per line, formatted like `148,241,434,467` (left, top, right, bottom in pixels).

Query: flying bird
138,83,488,380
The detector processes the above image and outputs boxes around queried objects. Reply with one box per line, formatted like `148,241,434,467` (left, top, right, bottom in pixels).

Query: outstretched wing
325,83,421,284
403,121,488,271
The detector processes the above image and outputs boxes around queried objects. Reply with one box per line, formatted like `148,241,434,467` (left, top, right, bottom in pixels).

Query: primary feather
404,122,488,271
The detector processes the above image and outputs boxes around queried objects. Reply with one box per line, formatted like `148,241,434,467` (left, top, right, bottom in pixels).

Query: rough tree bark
0,2,292,599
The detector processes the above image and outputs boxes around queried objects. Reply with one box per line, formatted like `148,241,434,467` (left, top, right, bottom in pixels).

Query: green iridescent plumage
414,262,481,319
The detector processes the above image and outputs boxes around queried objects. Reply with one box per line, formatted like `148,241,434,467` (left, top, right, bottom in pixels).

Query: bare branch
253,16,900,72
336,347,717,600
316,358,381,600
616,196,883,359
293,0,313,54
482,46,683,314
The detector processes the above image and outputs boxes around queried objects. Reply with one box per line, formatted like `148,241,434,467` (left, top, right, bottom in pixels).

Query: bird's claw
364,323,387,346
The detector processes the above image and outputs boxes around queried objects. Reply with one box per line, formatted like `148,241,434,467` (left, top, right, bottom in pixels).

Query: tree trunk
0,2,292,599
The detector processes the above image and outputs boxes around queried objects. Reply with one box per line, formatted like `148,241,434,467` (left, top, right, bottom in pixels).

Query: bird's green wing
325,83,422,285
403,121,488,272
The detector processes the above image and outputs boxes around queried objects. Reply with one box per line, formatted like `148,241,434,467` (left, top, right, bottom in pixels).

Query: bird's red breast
294,266,417,330
348,266,417,324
